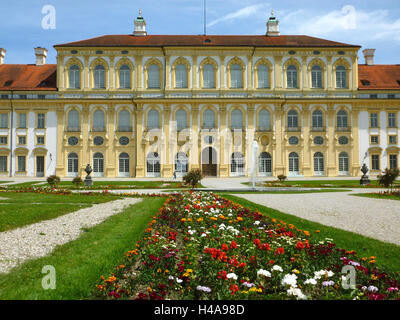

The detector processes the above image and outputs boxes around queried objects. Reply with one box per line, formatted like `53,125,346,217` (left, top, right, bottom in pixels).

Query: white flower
242,282,255,288
254,221,260,225
368,286,378,293
176,278,183,283
272,265,283,272
227,273,238,280
304,278,317,285
188,229,196,235
322,280,335,287
287,287,308,300
281,274,298,287
257,269,272,278
196,286,212,293
314,270,334,280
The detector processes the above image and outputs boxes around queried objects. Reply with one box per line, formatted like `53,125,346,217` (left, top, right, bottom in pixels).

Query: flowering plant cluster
94,192,400,300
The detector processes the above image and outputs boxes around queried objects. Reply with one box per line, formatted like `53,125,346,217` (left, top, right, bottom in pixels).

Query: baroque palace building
0,11,399,178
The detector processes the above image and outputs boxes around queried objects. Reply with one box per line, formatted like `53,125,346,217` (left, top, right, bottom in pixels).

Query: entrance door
201,147,217,176
36,156,45,177
93,153,104,177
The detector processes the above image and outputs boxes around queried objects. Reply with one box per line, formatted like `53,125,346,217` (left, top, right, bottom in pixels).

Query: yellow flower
369,256,376,260
197,218,203,222
292,269,300,274
369,260,376,264
236,217,243,222
371,274,378,280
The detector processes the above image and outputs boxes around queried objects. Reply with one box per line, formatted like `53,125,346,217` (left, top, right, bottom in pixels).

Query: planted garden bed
94,192,400,300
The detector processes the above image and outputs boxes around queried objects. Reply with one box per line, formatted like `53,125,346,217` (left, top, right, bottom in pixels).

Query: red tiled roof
0,64,57,91
54,34,360,48
358,65,400,90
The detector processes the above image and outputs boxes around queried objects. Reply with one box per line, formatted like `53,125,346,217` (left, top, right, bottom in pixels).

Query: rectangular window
390,155,398,170
18,113,27,128
0,113,8,128
0,136,7,144
370,135,379,144
388,113,397,128
389,135,397,145
370,113,378,128
371,155,380,171
18,136,26,145
17,156,26,172
37,113,45,129
37,136,45,145
0,156,7,172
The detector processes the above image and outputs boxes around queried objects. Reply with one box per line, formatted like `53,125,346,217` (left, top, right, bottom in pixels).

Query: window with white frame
148,64,160,89
68,153,78,174
230,64,242,89
257,64,269,89
0,156,7,172
287,110,299,129
312,110,323,129
311,65,323,88
338,152,349,174
175,64,188,88
336,66,347,88
147,109,159,129
337,110,348,129
370,113,378,128
37,113,45,129
68,110,79,131
119,65,131,89
17,155,26,172
203,109,215,129
231,109,243,129
287,65,298,88
176,109,187,130
94,65,106,89
371,154,380,170
119,153,130,174
258,109,270,131
0,136,7,144
18,113,26,128
390,154,398,170
93,110,105,131
288,152,299,173
69,65,81,89
389,135,397,145
388,113,397,128
0,113,8,128
203,64,215,88
118,110,131,131
18,136,26,145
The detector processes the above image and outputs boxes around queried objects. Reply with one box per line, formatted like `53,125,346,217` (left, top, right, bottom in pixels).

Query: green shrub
378,168,399,191
46,175,60,187
72,176,83,188
183,169,203,189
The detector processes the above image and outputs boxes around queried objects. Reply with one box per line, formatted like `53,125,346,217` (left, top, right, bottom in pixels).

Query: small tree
377,168,399,192
47,175,60,187
72,176,83,188
277,174,287,182
183,169,203,189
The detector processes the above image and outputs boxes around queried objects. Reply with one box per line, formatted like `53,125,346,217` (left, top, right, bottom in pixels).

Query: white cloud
207,3,268,27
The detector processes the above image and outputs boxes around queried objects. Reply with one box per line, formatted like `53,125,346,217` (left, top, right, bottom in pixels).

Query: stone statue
84,164,93,187
360,163,370,186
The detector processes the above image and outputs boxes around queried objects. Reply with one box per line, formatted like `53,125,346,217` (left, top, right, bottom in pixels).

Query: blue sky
1,0,400,64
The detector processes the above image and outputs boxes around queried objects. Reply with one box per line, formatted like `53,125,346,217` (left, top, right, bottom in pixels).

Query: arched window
337,110,348,129
230,64,243,88
231,109,243,129
175,152,188,174
118,110,131,132
147,109,159,130
147,152,161,177
288,152,299,173
287,65,298,88
176,109,187,130
203,64,215,88
93,153,104,177
258,109,271,131
311,65,322,88
287,110,299,130
259,152,272,175
119,152,130,176
68,110,79,132
338,152,349,175
69,65,80,89
336,66,347,88
93,110,105,131
203,109,215,129
231,152,245,175
67,153,78,176
94,65,105,89
175,64,187,88
257,65,269,89
312,110,323,130
314,152,324,175
119,65,131,89
148,64,160,89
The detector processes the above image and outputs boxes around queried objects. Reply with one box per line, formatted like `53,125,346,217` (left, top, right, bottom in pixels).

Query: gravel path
234,190,400,246
0,197,142,274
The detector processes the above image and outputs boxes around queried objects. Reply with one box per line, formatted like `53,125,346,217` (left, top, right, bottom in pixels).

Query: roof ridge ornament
134,9,147,36
266,9,280,36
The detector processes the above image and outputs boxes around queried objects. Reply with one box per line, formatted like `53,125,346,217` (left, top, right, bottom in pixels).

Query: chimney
133,9,147,36
0,48,6,65
34,47,48,66
266,10,280,36
363,49,376,66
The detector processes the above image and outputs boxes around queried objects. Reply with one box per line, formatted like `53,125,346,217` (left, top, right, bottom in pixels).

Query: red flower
262,243,271,251
230,284,239,295
221,243,229,251
296,241,305,250
217,270,228,280
230,240,238,249
275,247,285,255
253,239,262,249
268,260,275,265
238,262,246,268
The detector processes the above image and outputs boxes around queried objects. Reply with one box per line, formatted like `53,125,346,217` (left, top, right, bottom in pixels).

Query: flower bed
94,192,400,300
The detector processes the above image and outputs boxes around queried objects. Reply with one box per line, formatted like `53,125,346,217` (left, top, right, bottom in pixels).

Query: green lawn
0,192,119,232
243,179,400,188
352,193,400,201
0,196,165,300
216,189,350,194
221,194,400,274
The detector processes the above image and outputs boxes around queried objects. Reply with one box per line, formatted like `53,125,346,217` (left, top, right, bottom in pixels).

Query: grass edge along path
351,193,400,201
221,194,400,274
0,196,166,300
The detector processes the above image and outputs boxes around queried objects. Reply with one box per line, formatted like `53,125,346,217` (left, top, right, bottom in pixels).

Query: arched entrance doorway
201,147,217,176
